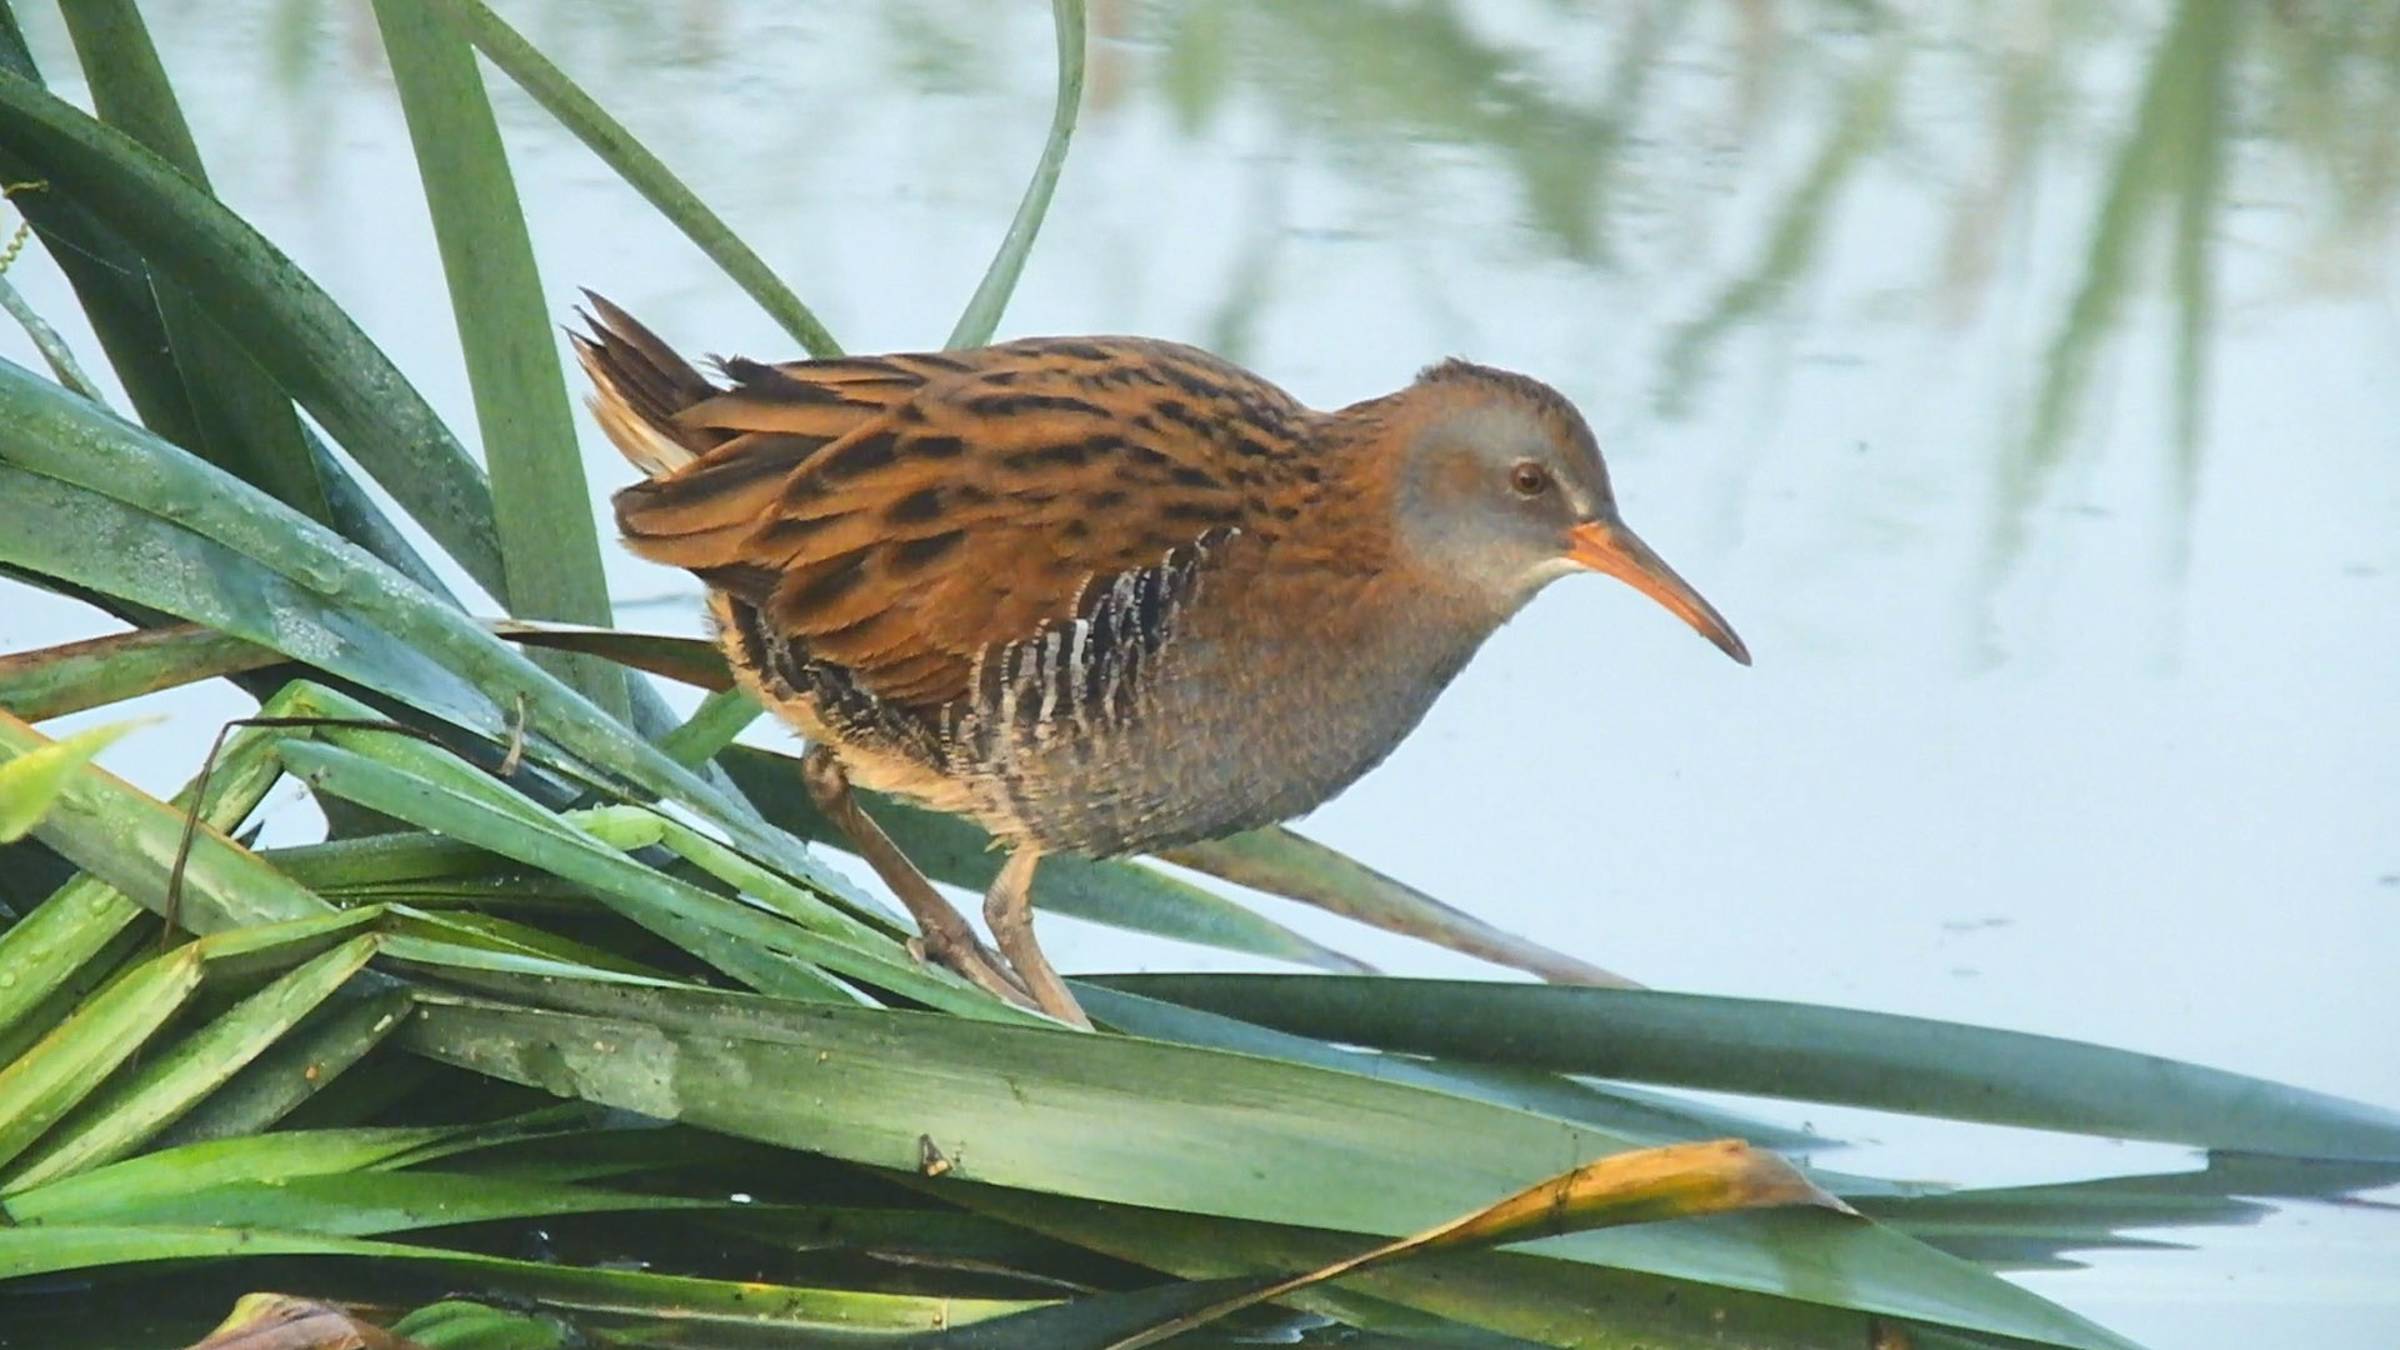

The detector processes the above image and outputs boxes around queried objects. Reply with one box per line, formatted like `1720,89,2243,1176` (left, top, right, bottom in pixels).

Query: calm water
5,3,2397,1345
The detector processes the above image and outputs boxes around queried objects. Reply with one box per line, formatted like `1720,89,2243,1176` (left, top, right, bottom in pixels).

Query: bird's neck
1347,562,1521,693
1252,406,1529,703
1232,559,1511,751
1099,544,1516,847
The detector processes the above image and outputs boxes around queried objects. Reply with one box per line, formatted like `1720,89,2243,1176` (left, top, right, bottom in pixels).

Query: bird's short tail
569,291,719,479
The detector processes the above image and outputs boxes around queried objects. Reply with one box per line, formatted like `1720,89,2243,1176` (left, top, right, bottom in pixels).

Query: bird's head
1381,359,1749,664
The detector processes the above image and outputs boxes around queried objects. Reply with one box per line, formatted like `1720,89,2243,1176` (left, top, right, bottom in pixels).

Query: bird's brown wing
586,312,1303,711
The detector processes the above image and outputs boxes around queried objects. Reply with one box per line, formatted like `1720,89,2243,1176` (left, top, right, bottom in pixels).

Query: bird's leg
798,745,1034,1010
983,847,1090,1029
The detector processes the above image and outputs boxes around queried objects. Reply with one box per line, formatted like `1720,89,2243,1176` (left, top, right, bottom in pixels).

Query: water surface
4,3,2395,1344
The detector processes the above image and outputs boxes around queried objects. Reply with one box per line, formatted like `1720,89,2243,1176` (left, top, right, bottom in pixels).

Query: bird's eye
1508,461,1552,497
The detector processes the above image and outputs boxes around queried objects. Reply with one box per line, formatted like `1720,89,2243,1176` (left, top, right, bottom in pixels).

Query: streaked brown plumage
575,294,1746,1025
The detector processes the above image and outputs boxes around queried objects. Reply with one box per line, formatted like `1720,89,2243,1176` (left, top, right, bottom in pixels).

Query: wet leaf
57,2,335,527
270,736,997,1014
0,1224,1040,1331
397,972,2136,1348
422,0,839,357
4,934,380,1190
372,0,624,717
0,74,507,591
1165,827,1632,985
0,624,282,721
0,944,203,1174
0,368,838,893
948,0,1086,348
4,1124,477,1224
385,1300,569,1350
722,744,1374,974
1095,975,2400,1161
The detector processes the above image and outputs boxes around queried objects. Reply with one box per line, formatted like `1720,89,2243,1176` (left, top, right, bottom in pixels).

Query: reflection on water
231,0,2400,617
6,3,2397,1346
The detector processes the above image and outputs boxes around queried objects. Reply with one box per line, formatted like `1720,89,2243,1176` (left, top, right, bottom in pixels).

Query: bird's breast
969,563,1491,856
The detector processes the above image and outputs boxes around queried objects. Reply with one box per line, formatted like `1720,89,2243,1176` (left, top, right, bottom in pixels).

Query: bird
572,294,1747,1027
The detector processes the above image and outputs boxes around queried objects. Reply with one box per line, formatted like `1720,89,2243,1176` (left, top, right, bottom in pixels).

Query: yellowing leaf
1105,1139,1855,1349
0,715,158,842
1417,1137,1856,1251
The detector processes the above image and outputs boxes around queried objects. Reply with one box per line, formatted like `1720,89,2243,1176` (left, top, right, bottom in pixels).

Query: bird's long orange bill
1565,520,1751,665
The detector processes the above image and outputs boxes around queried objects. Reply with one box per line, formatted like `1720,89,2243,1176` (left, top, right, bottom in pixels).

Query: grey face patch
1391,392,1613,612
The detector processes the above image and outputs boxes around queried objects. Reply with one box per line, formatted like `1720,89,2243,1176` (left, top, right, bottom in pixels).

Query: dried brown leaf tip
1103,1139,1847,1348
184,1294,426,1350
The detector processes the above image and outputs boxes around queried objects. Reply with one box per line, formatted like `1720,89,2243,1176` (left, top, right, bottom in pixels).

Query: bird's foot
910,925,1043,1013
799,744,1046,1016
984,848,1092,1030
